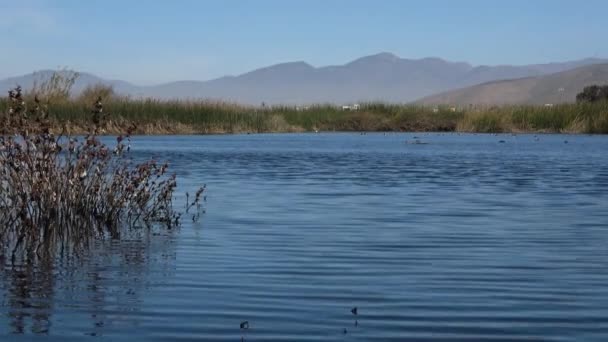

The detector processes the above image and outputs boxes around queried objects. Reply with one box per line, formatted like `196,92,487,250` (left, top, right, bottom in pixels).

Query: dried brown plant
0,86,204,263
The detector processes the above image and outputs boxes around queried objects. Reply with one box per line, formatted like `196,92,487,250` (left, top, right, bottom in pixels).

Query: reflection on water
1,229,178,336
2,133,608,341
3,249,54,334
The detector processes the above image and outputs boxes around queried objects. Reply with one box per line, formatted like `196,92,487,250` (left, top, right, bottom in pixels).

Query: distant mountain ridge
418,63,608,105
1,53,607,105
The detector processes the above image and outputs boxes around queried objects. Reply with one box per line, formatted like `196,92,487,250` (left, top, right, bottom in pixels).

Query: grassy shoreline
2,98,607,135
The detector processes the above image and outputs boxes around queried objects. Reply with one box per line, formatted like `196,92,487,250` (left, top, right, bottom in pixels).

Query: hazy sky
1,0,606,84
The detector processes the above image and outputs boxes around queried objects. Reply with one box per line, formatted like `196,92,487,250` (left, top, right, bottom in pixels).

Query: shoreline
84,128,606,136
3,99,608,135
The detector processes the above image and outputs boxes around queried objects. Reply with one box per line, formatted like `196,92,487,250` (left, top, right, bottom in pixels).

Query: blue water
2,133,608,341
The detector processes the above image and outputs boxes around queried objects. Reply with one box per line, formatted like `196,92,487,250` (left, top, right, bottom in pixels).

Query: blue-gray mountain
1,52,607,105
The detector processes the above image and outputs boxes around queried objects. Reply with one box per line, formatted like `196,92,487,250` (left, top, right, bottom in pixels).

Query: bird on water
240,321,249,341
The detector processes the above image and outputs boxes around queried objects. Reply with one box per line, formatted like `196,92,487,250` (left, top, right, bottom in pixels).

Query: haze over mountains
419,63,608,105
1,53,607,105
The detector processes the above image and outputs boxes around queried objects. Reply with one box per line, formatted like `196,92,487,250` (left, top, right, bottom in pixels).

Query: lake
2,133,608,341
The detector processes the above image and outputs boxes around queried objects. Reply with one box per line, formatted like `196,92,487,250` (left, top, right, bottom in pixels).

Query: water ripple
2,133,608,341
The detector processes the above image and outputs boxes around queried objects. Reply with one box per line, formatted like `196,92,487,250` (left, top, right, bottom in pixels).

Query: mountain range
419,63,608,105
1,53,607,105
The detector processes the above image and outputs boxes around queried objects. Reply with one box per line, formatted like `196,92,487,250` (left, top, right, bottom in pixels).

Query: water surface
2,133,608,341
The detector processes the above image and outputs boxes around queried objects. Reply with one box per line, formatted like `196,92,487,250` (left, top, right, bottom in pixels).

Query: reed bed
1,96,607,134
457,102,608,133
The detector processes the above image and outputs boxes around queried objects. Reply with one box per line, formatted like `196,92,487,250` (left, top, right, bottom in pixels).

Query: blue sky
1,0,606,84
